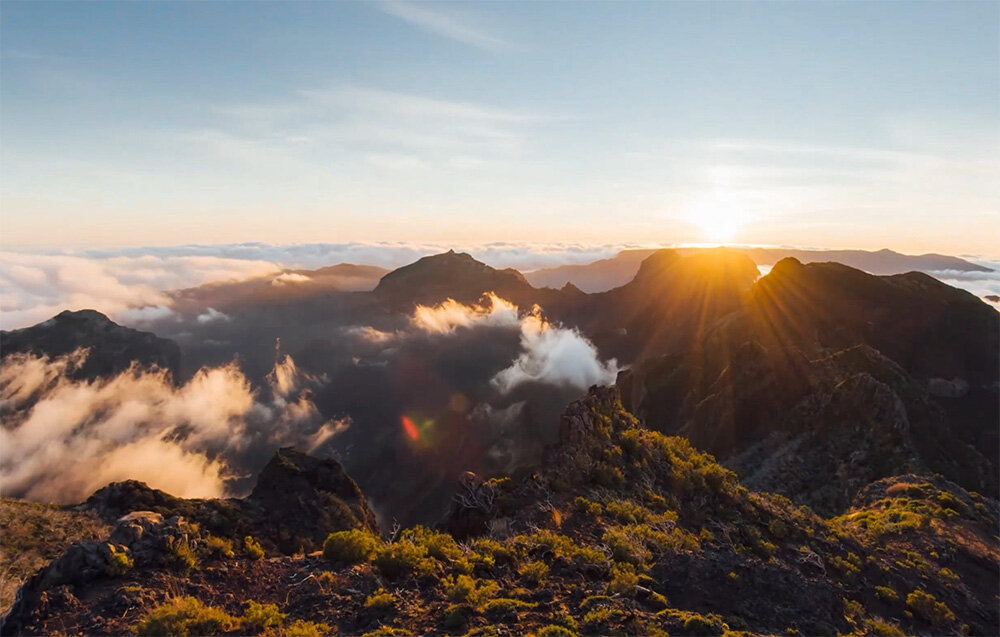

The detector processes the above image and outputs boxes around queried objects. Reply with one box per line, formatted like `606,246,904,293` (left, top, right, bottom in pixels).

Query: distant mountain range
524,247,993,292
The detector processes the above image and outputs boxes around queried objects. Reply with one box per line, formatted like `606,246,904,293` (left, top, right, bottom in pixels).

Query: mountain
618,257,999,515
525,247,992,292
169,263,388,314
572,249,760,361
373,250,537,308
0,309,180,380
4,390,996,636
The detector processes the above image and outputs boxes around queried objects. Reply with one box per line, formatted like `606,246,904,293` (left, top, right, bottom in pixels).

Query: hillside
3,388,997,636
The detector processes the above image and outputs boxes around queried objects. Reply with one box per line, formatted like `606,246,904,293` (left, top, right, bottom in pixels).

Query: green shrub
204,536,235,559
867,619,905,637
364,589,396,612
404,526,463,562
374,540,436,578
906,589,955,626
360,628,414,636
167,540,199,576
683,614,722,636
482,598,536,620
874,585,899,603
536,627,574,637
106,550,133,576
442,574,500,609
518,560,549,585
323,528,379,563
284,619,333,636
608,563,639,595
135,596,237,636
243,536,265,560
241,601,286,631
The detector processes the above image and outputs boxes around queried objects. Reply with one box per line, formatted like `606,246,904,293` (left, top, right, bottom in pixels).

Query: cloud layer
0,349,341,503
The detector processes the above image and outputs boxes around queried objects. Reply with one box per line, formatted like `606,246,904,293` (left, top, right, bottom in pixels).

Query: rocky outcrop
1,310,180,381
82,448,378,556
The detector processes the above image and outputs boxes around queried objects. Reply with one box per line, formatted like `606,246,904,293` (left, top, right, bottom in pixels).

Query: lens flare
401,415,420,441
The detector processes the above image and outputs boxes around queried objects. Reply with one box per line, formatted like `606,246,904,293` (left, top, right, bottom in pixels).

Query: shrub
167,540,199,576
204,536,235,559
906,589,955,626
360,628,414,636
106,550,133,577
683,614,722,636
284,620,333,636
574,496,603,517
241,601,286,631
867,619,905,637
608,563,639,595
404,526,463,563
518,560,549,585
874,585,899,603
243,536,265,561
536,627,574,637
443,604,470,630
443,574,500,610
364,589,396,612
374,540,436,578
323,529,379,563
135,596,237,636
482,598,536,620
603,527,651,565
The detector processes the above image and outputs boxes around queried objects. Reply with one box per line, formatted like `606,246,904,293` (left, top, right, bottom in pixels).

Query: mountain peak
374,251,531,306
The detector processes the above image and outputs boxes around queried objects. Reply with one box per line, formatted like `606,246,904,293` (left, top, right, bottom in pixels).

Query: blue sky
2,1,998,255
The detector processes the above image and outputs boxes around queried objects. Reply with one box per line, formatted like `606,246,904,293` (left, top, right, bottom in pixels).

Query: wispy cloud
376,1,513,52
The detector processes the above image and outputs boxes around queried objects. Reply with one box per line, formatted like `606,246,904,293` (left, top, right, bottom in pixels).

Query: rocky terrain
1,248,997,635
2,388,997,636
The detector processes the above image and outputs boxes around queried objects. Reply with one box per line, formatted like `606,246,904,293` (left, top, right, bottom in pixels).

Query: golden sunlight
683,194,748,243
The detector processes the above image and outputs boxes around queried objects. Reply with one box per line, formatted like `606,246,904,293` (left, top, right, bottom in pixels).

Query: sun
683,194,747,243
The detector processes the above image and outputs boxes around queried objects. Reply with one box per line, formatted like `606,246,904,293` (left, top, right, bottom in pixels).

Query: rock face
0,310,180,380
82,447,378,556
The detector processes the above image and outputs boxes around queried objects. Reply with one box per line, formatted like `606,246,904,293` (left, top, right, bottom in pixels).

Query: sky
1,1,998,257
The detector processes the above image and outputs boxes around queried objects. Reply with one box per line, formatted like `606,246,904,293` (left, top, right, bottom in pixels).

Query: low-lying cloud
0,349,342,503
0,251,280,329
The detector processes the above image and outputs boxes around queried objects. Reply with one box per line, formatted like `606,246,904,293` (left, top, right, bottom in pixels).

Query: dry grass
1,498,110,612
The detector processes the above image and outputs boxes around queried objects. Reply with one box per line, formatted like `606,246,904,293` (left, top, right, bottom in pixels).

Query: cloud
271,273,312,286
411,293,520,334
0,349,344,503
197,307,231,324
0,251,279,330
376,1,513,52
492,311,619,393
406,293,618,392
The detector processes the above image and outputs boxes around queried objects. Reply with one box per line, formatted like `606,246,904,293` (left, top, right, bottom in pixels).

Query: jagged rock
82,447,378,556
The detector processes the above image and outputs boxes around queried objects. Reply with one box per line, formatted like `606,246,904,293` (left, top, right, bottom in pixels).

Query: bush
518,560,549,585
241,601,286,631
683,614,722,636
608,563,639,595
443,574,500,609
874,585,899,603
374,540,436,578
243,536,265,561
482,598,536,620
906,589,955,626
136,596,237,636
364,588,396,612
867,619,905,637
536,627,574,637
204,536,235,559
323,529,379,563
284,619,333,636
404,526,463,562
105,550,133,576
167,540,199,576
